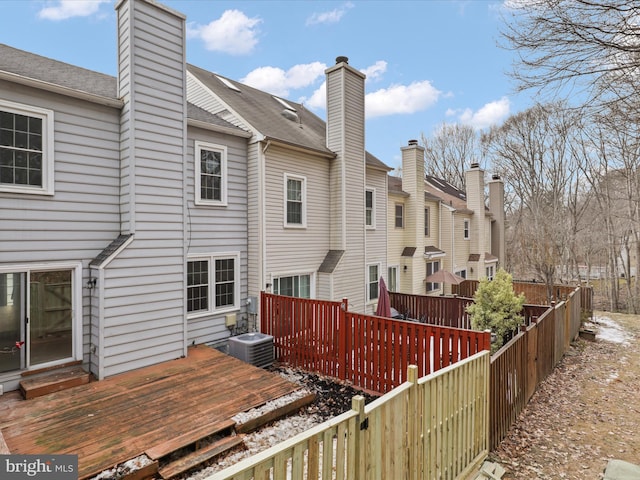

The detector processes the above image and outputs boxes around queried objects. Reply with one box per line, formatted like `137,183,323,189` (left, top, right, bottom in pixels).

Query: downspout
261,141,271,296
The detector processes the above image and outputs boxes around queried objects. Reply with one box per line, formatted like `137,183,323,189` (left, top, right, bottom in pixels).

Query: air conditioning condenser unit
228,333,274,368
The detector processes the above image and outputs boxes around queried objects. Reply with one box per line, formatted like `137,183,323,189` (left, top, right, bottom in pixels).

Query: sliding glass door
0,268,76,372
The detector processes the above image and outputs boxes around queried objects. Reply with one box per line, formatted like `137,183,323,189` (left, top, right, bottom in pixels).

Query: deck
0,345,302,479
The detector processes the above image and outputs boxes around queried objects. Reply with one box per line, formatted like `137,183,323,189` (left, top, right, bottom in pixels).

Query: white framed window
187,253,239,318
463,219,470,239
486,265,495,280
424,207,430,236
367,263,380,303
284,173,306,227
0,100,54,195
426,260,440,292
272,273,312,298
395,204,404,228
195,141,227,206
365,188,376,228
388,266,399,292
455,269,467,279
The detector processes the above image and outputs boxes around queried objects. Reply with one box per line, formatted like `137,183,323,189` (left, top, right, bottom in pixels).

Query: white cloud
241,62,327,97
361,61,387,82
188,10,261,55
38,0,109,20
365,81,442,119
458,97,510,129
301,82,326,109
306,2,354,25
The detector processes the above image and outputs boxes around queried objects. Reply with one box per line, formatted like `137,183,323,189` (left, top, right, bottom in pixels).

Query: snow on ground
589,315,632,345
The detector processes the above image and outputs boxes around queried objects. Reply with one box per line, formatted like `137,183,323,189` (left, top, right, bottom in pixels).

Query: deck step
145,419,236,461
158,435,244,479
19,366,90,400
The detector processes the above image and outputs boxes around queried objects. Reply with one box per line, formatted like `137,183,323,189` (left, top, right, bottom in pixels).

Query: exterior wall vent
228,333,274,368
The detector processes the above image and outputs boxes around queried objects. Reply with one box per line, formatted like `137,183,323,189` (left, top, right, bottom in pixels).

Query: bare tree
501,0,640,111
420,123,481,190
482,103,583,300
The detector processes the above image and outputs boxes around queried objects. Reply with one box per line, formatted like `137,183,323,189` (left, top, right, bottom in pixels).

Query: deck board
0,346,300,479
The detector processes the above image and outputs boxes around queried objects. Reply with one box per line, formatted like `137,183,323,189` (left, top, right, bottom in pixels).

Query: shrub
467,269,526,352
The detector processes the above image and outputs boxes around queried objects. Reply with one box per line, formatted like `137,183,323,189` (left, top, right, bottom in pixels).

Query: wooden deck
0,345,301,479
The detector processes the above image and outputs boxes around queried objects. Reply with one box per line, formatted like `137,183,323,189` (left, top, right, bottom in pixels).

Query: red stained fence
261,292,490,394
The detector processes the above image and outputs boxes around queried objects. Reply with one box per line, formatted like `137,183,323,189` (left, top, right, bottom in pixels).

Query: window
486,265,495,280
426,260,440,292
284,174,306,227
0,101,54,195
365,189,375,228
187,253,239,316
273,274,311,298
367,264,379,302
388,266,398,292
463,219,470,239
395,204,404,228
195,142,227,206
455,269,467,279
424,207,430,236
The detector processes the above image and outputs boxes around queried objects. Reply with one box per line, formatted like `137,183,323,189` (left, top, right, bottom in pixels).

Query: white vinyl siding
263,145,330,293
0,100,54,195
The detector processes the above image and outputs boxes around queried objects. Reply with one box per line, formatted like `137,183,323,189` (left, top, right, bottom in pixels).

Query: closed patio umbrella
425,269,465,285
375,276,392,317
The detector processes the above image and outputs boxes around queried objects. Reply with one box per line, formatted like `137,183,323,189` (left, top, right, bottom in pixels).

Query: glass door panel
29,270,73,366
0,273,25,373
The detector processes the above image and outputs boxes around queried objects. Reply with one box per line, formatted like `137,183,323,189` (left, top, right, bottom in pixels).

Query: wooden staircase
19,363,91,399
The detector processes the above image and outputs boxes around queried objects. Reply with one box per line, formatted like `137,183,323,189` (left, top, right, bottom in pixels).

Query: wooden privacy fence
261,293,491,394
489,286,584,449
388,292,473,329
453,280,593,314
207,352,491,480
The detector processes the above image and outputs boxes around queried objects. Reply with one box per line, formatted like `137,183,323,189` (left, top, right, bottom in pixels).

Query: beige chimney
324,56,367,308
465,163,486,272
489,174,505,268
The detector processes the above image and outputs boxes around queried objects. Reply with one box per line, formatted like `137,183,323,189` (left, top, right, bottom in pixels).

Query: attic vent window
216,75,240,92
273,96,296,112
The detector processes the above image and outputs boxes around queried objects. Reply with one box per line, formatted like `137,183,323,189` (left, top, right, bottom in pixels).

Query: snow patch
592,316,631,345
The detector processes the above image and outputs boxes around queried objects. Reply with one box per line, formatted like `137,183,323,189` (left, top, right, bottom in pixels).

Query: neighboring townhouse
0,0,252,392
186,57,392,314
388,140,505,296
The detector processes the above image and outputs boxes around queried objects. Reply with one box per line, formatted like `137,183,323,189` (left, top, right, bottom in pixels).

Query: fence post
352,395,366,480
338,299,349,381
407,365,419,480
483,329,492,352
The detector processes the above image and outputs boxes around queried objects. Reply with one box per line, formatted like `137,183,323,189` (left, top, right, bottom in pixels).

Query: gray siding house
0,0,251,392
187,58,392,314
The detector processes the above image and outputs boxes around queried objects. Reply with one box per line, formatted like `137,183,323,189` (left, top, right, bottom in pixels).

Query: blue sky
1,0,534,170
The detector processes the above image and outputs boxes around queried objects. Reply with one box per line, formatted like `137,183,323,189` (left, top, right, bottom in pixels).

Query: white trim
387,265,399,293
366,262,381,304
283,173,307,228
0,262,83,370
186,252,241,319
195,141,228,207
270,271,315,299
365,187,376,230
463,218,470,240
0,99,55,195
394,203,404,229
